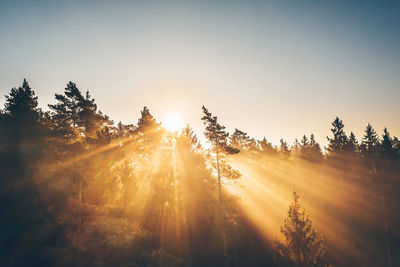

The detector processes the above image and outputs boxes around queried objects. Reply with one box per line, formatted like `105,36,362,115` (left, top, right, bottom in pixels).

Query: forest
0,79,399,267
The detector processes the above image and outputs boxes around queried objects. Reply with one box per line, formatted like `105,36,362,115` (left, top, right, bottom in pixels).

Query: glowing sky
1,0,399,146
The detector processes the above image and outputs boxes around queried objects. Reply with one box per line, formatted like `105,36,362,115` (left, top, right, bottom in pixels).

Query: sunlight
162,114,183,132
2,1,399,265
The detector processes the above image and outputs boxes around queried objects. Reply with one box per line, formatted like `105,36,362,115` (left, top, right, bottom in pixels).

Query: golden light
162,114,183,132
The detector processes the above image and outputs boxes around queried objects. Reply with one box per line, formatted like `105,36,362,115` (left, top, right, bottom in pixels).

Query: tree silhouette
48,83,78,140
326,117,347,158
275,191,327,267
231,128,256,151
345,131,359,155
201,106,240,215
134,106,163,158
309,134,323,162
181,124,202,152
292,138,301,155
279,139,291,159
0,80,54,266
361,123,379,158
258,137,277,155
49,82,113,139
1,78,400,267
381,128,392,151
293,134,323,162
4,79,38,118
2,79,48,170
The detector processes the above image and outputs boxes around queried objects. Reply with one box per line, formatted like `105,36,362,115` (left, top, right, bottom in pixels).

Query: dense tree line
0,80,399,267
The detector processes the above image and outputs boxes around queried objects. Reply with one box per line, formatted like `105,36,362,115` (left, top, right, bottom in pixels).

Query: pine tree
326,117,347,157
3,79,47,166
299,135,309,156
181,124,202,152
393,137,400,156
201,106,240,214
48,91,76,141
116,121,135,138
231,129,248,149
279,139,291,159
63,81,84,128
301,135,309,147
258,137,277,154
309,134,323,162
0,80,53,266
292,138,301,155
135,106,163,157
136,107,159,134
345,132,359,155
296,135,322,162
49,82,113,139
78,91,113,136
361,123,379,158
4,79,38,119
275,191,327,267
381,128,394,157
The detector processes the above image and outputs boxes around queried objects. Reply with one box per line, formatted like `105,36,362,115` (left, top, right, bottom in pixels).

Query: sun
162,114,183,132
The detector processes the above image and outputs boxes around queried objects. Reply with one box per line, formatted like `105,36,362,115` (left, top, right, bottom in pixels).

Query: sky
1,0,399,147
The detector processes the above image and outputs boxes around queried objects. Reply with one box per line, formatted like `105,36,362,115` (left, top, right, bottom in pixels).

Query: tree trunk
216,144,222,216
78,172,82,261
215,142,228,266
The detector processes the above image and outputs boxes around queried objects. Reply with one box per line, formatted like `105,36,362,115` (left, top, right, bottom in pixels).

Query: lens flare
163,114,183,132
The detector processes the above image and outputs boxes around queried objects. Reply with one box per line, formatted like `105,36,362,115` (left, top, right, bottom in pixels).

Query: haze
1,0,399,146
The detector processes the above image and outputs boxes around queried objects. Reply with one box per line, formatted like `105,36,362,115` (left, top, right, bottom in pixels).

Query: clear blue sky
1,0,399,146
